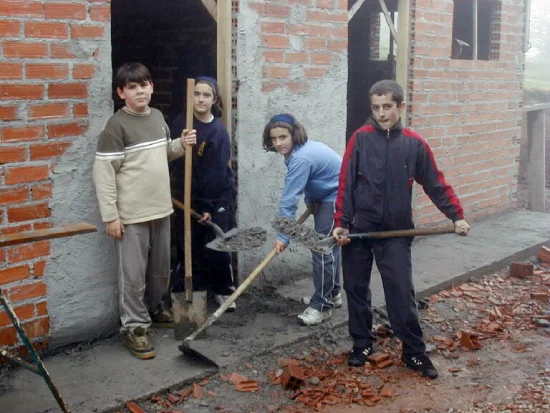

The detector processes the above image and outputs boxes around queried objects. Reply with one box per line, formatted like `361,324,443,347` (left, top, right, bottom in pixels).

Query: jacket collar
366,117,403,138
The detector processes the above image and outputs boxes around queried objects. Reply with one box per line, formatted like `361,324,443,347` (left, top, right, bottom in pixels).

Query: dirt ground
119,261,550,413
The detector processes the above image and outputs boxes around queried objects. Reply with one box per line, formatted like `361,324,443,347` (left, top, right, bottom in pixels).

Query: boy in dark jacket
333,80,470,379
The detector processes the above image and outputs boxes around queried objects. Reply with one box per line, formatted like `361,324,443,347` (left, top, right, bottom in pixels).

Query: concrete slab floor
0,209,548,413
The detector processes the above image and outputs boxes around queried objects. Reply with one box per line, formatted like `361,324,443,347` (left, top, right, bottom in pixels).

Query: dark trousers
342,238,426,357
171,192,235,296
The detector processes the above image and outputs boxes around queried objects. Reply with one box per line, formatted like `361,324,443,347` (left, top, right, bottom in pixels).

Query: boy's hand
199,212,211,223
273,239,287,253
182,129,197,147
332,227,350,246
454,219,470,236
106,219,124,239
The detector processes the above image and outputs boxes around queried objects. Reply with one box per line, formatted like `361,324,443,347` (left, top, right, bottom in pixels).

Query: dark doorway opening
347,0,398,141
111,0,216,124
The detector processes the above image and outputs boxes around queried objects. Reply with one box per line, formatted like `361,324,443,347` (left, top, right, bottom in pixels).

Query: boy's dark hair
195,77,223,118
369,79,404,105
115,62,152,90
262,114,308,152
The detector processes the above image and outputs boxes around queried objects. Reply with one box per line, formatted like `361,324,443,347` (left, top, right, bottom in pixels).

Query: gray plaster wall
235,2,348,283
47,38,118,348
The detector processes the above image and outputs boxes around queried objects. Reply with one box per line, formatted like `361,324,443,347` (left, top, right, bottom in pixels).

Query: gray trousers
115,216,171,332
308,202,341,312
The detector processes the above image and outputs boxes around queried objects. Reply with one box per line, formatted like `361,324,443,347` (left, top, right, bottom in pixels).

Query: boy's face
117,81,153,113
370,93,405,130
193,83,216,117
270,127,293,157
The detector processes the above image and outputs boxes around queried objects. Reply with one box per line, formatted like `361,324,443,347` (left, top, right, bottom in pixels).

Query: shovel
178,206,314,365
171,197,266,252
315,225,456,253
172,78,208,340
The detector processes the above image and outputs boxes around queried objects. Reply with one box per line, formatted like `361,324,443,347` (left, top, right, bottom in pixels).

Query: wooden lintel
0,223,97,247
200,0,217,22
217,0,232,136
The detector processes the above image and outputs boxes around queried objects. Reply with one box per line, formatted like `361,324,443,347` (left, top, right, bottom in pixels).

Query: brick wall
252,0,348,95
408,0,526,225
0,0,109,350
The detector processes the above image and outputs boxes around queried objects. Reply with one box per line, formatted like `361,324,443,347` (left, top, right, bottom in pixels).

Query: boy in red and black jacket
333,80,470,379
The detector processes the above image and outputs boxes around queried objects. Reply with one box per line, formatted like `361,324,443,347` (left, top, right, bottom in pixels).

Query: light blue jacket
278,140,342,244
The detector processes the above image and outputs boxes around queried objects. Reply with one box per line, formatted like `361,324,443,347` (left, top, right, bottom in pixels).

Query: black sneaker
348,345,373,367
401,354,439,379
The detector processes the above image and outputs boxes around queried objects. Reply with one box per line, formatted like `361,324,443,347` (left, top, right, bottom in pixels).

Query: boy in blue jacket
333,80,470,378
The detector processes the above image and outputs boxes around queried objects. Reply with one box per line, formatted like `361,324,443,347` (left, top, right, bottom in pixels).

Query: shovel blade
171,291,208,341
206,227,267,252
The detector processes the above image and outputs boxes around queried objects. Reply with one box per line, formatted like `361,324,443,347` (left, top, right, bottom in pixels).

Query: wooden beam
200,0,217,22
396,0,410,113
0,223,97,247
348,0,366,21
524,0,532,53
217,0,232,135
473,0,478,60
377,0,398,45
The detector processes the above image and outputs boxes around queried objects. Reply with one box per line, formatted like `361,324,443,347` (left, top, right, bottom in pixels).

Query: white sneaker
214,294,236,312
297,307,331,326
301,292,343,308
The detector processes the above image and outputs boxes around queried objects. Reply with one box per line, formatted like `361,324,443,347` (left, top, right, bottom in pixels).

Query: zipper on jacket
381,129,390,229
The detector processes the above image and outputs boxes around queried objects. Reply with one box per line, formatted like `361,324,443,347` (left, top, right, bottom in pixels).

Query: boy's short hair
369,80,404,105
262,114,308,152
115,62,152,90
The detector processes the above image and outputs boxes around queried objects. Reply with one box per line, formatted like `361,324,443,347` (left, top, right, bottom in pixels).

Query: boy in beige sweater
93,62,196,359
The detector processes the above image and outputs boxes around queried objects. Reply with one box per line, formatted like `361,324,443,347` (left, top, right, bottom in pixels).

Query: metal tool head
206,227,267,252
172,291,208,341
271,217,332,254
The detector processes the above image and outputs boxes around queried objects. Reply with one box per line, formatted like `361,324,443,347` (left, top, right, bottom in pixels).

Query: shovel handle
346,225,456,240
184,78,195,302
172,197,226,239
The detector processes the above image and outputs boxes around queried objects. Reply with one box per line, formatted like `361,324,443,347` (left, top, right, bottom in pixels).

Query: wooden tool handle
0,223,97,248
349,225,456,240
184,78,195,302
171,197,203,222
296,206,314,225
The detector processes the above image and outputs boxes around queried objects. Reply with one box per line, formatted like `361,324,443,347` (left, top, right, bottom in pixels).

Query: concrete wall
235,0,348,282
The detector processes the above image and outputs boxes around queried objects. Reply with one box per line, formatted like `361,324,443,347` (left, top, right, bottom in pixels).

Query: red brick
261,22,286,34
30,141,72,160
0,303,34,327
265,66,290,79
0,147,26,164
305,38,327,50
0,20,20,36
25,22,68,39
261,35,289,49
70,24,104,38
31,183,53,201
264,51,284,63
44,3,86,19
509,262,534,277
0,327,17,346
317,0,334,8
286,52,308,63
261,81,278,92
0,247,4,262
249,3,289,18
0,265,30,285
0,84,43,100
50,44,76,59
2,125,45,143
48,121,87,138
0,224,31,236
28,103,69,120
288,82,308,93
89,5,111,21
306,10,347,23
36,301,47,315
33,262,47,278
0,187,28,206
0,105,18,121
310,53,332,65
328,39,347,51
332,26,347,38
26,64,68,80
33,222,53,230
23,317,50,338
48,83,87,99
73,103,88,117
9,281,47,301
3,41,48,58
0,1,42,17
5,165,49,185
305,67,327,78
73,64,95,79
8,204,51,222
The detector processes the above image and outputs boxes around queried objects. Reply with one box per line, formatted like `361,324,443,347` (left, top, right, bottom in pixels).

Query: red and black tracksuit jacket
334,120,463,232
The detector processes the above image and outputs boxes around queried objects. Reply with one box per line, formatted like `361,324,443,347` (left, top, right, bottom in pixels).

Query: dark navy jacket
170,114,234,214
334,120,463,232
